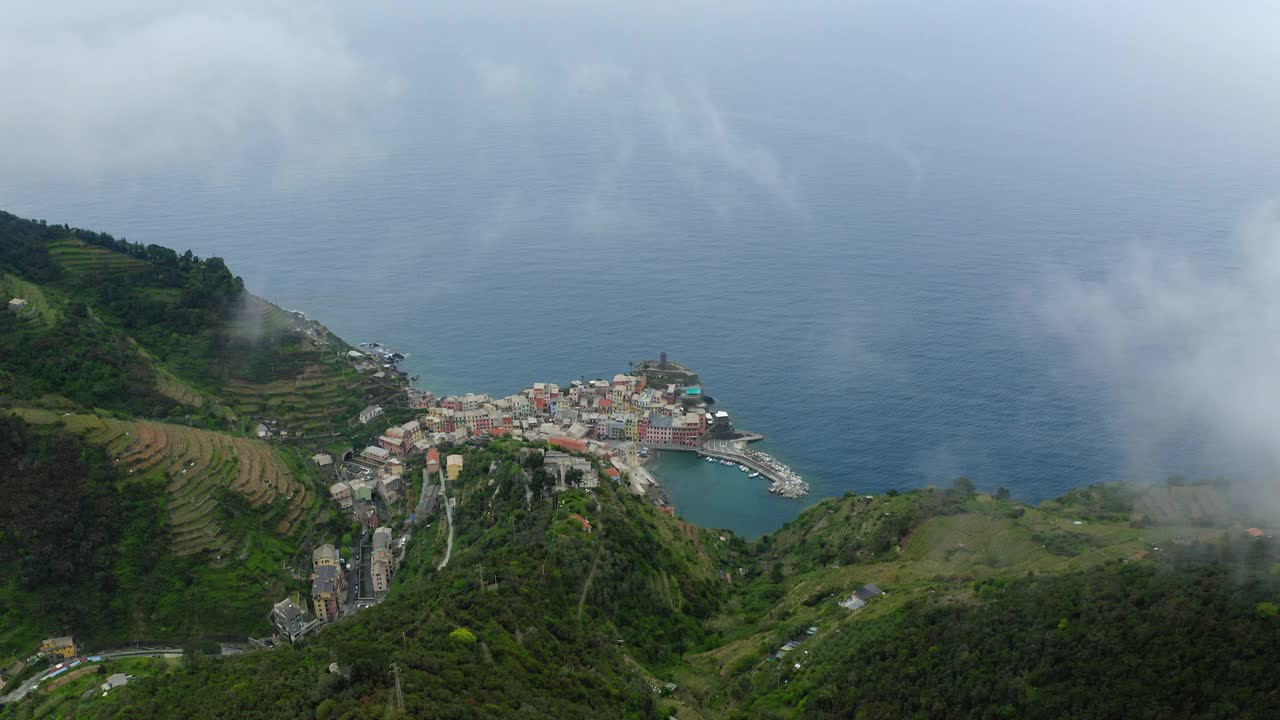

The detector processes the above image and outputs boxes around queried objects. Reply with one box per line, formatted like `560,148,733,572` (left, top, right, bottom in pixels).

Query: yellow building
446,454,464,481
40,636,77,659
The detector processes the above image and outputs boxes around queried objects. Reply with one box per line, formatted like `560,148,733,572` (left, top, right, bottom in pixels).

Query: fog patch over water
1041,204,1280,515
0,1,398,180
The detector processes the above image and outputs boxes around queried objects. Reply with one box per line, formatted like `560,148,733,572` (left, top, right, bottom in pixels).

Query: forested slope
0,212,363,656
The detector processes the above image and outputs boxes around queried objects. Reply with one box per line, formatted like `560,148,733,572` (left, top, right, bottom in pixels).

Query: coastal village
267,349,809,642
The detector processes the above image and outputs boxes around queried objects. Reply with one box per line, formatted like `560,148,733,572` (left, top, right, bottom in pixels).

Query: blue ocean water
4,3,1278,536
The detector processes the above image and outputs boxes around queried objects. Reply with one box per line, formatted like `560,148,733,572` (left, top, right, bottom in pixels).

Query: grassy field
15,409,314,556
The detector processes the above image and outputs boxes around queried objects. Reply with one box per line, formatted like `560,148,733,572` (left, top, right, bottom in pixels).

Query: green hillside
2,211,1278,719
0,212,374,656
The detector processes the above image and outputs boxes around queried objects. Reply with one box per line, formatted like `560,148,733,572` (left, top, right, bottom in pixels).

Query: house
329,482,353,508
349,480,374,503
7,298,28,313
311,545,345,622
361,445,391,463
385,458,405,477
376,476,400,505
378,426,411,455
370,527,394,594
100,673,129,693
313,544,340,568
839,583,884,611
569,513,593,533
358,405,384,425
39,636,76,660
400,420,424,445
544,451,599,489
426,447,440,475
311,453,333,468
446,454,464,481
1247,527,1266,538
271,597,319,642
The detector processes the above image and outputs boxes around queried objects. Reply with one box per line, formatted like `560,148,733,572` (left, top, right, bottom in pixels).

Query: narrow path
577,544,604,624
437,467,454,570
576,494,605,624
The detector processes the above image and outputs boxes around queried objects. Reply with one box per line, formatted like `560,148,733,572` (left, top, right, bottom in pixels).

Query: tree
951,477,976,496
995,486,1011,501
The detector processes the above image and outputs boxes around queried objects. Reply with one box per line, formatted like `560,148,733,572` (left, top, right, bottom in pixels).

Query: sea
4,2,1279,536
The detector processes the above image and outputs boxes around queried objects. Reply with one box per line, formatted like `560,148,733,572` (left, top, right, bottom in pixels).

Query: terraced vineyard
0,272,58,326
48,237,151,277
224,350,377,436
15,409,314,557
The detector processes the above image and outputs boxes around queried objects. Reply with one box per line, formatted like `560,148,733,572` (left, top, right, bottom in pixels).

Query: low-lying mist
1040,203,1280,519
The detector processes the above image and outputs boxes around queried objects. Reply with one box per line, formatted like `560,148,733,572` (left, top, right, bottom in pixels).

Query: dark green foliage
0,212,248,416
83,443,725,719
0,302,179,415
0,416,293,652
733,548,1280,720
1045,483,1135,521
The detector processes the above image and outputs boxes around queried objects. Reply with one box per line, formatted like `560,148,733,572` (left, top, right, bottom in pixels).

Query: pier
645,433,809,498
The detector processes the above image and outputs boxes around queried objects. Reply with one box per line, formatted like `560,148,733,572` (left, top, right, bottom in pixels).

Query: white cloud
1040,203,1280,511
0,2,397,179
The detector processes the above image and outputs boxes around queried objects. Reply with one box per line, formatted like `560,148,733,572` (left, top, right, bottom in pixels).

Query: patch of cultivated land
14,409,311,556
224,352,376,436
48,237,150,277
685,495,1227,683
0,272,58,326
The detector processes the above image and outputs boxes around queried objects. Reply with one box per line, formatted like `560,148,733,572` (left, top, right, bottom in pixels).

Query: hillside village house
329,482,353,509
370,527,395,594
358,404,384,425
8,298,28,313
311,544,346,622
100,673,129,694
426,447,440,474
361,445,390,463
446,454,464,481
271,597,319,642
39,636,76,659
839,583,884,611
376,475,400,505
544,451,599,489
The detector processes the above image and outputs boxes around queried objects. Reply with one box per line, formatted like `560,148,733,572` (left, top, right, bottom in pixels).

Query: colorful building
39,636,76,660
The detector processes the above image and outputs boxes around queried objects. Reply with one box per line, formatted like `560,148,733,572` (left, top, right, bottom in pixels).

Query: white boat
739,465,749,472
705,456,715,463
749,472,760,478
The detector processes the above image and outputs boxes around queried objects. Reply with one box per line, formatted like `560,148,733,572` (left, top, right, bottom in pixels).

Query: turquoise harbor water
4,3,1279,536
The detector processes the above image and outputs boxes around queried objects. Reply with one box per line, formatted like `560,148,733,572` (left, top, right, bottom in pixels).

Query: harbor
697,438,810,499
